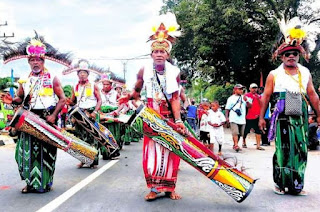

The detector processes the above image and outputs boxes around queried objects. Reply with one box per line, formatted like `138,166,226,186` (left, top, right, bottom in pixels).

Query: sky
1,1,320,89
0,0,164,88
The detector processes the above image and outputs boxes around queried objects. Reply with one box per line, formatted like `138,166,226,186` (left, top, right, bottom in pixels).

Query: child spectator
208,101,226,156
308,115,319,150
199,102,210,148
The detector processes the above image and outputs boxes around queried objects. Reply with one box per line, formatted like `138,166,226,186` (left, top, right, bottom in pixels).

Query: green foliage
0,77,11,91
63,85,73,98
162,0,320,99
213,84,234,106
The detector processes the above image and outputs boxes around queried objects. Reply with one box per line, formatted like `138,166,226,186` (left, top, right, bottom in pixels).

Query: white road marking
36,160,119,212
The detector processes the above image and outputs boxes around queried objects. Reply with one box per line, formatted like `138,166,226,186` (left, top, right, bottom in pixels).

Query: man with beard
0,35,71,193
259,18,320,195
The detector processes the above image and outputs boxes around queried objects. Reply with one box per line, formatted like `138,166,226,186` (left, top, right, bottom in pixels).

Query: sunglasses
284,51,299,57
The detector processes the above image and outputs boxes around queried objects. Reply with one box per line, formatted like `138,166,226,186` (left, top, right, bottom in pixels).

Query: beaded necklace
152,68,167,103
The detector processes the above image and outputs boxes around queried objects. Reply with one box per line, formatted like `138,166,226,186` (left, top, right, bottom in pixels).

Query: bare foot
166,191,182,200
77,162,84,168
145,191,158,201
90,164,98,169
297,190,307,196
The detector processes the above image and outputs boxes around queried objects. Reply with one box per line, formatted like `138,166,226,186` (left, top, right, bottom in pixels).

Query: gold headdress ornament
273,17,309,61
148,12,181,53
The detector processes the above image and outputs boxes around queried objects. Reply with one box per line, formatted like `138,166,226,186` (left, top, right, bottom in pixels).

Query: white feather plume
151,12,181,38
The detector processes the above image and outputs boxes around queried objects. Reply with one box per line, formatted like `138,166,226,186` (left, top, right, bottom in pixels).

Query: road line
36,160,119,212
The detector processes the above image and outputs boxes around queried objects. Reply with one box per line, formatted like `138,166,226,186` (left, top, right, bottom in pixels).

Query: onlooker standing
260,87,271,146
243,83,264,150
187,100,197,131
199,102,210,149
225,84,250,152
308,115,319,150
208,101,226,156
60,104,68,129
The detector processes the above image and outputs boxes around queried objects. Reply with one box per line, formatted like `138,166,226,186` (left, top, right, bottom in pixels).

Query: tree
162,0,320,97
0,77,11,91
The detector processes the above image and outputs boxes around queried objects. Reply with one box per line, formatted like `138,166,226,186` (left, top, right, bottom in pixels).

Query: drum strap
22,78,41,110
154,70,174,121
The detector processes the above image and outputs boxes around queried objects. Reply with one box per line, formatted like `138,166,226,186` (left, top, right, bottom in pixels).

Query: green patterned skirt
15,109,57,192
273,100,308,194
122,110,142,144
100,106,122,156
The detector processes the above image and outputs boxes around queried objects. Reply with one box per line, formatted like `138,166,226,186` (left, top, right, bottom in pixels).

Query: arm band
134,87,142,93
12,99,21,105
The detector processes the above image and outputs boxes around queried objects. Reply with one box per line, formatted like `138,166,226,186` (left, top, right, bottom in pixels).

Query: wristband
175,119,183,124
128,94,134,100
12,100,20,105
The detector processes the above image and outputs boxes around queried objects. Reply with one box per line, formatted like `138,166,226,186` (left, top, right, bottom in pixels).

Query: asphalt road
1,131,320,212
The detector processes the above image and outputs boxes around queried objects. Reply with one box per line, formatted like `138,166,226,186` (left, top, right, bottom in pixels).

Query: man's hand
243,95,247,102
109,111,119,117
317,116,320,127
46,114,56,124
175,122,186,135
259,118,267,134
90,112,97,120
118,94,130,105
0,93,13,104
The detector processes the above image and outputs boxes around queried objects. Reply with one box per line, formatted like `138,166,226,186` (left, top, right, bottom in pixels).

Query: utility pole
121,60,128,81
0,21,14,39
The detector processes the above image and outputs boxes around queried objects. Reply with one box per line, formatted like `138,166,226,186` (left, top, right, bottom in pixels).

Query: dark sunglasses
284,51,299,57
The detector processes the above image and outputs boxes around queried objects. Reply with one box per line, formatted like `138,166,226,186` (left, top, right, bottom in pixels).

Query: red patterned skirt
143,98,180,192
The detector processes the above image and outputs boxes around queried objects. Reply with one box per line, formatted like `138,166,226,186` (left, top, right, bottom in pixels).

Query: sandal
145,191,159,201
274,186,285,195
242,144,247,148
21,186,50,194
233,145,241,152
77,162,84,168
257,147,265,150
21,186,31,194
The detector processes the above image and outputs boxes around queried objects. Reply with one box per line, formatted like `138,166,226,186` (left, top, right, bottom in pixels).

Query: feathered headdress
272,17,309,61
1,31,72,67
63,59,125,85
148,12,181,53
99,72,126,86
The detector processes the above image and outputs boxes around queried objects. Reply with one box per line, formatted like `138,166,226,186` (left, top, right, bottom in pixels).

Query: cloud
1,0,164,89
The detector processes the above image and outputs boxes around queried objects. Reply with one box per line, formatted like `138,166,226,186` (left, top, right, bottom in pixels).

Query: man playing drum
68,60,102,168
119,13,185,201
0,33,71,193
